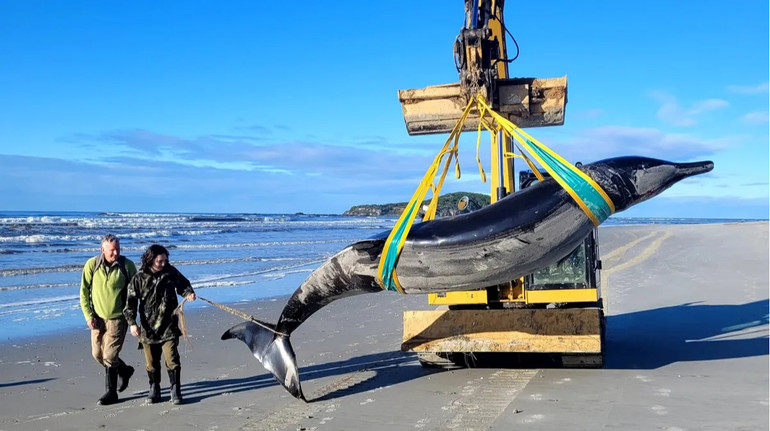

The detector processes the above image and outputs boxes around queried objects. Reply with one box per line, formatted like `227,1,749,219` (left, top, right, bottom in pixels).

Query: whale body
222,156,714,400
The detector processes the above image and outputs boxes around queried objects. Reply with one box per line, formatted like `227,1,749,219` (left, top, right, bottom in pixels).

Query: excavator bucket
402,308,603,356
398,76,567,135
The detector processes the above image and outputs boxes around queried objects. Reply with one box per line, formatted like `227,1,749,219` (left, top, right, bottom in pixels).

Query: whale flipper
221,322,305,401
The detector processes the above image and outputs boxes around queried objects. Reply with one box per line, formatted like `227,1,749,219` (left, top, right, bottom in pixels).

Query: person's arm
79,259,97,329
172,266,196,301
123,275,141,337
125,260,138,281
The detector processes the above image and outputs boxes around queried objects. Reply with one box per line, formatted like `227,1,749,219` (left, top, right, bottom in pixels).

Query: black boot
167,368,182,405
117,361,134,393
146,370,161,404
97,366,119,405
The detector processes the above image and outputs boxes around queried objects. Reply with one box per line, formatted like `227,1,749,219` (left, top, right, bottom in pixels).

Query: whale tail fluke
221,321,306,401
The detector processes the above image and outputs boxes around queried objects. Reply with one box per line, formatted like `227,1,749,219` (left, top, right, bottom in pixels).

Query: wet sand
1,222,767,431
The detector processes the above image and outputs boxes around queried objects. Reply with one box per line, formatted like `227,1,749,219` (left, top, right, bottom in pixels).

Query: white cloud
63,128,455,194
741,111,769,125
727,82,770,94
539,125,728,163
74,124,733,204
5,151,759,217
650,91,729,127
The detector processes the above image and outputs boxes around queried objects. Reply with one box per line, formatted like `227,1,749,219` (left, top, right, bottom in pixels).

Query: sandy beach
1,222,767,431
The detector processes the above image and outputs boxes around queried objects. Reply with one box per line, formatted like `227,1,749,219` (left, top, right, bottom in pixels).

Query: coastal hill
343,192,491,217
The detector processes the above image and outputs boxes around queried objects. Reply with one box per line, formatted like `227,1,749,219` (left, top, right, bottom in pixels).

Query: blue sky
1,1,768,219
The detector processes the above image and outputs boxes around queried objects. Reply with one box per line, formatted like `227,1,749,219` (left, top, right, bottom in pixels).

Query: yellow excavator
398,0,605,367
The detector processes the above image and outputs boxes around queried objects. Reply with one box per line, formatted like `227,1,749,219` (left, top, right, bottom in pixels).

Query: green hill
343,192,491,217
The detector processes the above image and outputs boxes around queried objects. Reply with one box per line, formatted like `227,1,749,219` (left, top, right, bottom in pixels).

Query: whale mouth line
676,160,714,178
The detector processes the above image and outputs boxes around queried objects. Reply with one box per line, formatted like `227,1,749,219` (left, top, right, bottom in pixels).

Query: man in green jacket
80,234,138,405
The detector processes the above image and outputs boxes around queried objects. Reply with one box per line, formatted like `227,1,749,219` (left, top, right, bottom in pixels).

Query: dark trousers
142,338,180,372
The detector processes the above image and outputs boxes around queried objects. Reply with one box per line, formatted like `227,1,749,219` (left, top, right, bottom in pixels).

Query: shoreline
2,220,765,345
0,293,296,347
1,222,767,430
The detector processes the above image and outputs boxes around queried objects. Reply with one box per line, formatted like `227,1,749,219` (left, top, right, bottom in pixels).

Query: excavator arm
398,0,567,136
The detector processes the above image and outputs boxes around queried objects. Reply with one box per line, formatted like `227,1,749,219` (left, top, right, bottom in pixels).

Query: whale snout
586,156,716,213
675,160,714,179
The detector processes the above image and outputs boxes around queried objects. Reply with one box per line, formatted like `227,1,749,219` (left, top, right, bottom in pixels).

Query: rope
177,299,189,342
174,295,287,338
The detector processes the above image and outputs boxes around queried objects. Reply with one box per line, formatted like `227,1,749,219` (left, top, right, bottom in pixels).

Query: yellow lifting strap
376,99,479,293
376,95,615,293
473,95,615,226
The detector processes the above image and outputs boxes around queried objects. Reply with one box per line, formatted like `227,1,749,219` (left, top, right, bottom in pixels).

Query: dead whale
223,156,714,400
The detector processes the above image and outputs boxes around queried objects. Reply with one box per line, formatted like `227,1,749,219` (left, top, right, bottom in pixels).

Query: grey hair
101,234,120,246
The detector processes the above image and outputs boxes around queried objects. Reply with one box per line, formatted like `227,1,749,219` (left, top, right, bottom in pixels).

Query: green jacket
124,265,195,344
80,255,138,321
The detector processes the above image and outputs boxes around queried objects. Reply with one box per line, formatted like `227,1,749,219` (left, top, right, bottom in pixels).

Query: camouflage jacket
123,265,195,344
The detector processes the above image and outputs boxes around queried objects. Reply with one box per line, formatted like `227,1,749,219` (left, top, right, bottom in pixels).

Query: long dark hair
141,244,169,272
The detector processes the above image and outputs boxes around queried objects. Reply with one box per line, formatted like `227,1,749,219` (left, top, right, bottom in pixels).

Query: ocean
0,211,756,343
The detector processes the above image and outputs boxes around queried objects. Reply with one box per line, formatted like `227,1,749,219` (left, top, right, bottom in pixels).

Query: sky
0,1,768,219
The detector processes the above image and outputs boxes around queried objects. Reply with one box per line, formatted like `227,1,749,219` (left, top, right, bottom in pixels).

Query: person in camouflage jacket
124,244,196,404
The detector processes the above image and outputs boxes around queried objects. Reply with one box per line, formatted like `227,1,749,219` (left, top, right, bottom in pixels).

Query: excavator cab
519,170,602,300
427,170,602,309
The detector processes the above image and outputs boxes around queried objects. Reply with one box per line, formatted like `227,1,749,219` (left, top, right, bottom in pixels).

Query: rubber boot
97,366,119,405
168,368,183,405
146,370,161,404
117,360,134,393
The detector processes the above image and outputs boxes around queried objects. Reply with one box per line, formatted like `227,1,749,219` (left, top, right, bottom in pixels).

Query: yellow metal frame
429,287,598,305
525,288,598,304
487,0,514,200
428,290,488,305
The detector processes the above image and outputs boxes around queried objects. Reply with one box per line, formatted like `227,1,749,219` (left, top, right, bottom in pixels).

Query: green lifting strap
524,138,613,224
376,99,476,292
379,198,421,292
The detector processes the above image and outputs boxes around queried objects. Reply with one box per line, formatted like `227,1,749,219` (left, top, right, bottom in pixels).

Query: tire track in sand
601,229,672,313
429,369,537,431
240,370,377,431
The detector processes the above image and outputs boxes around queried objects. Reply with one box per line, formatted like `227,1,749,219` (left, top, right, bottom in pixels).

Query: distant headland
343,192,491,217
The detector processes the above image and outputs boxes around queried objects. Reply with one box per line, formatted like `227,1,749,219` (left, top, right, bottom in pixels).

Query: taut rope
175,295,288,338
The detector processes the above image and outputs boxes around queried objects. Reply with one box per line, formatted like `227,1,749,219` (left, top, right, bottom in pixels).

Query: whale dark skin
222,156,714,400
